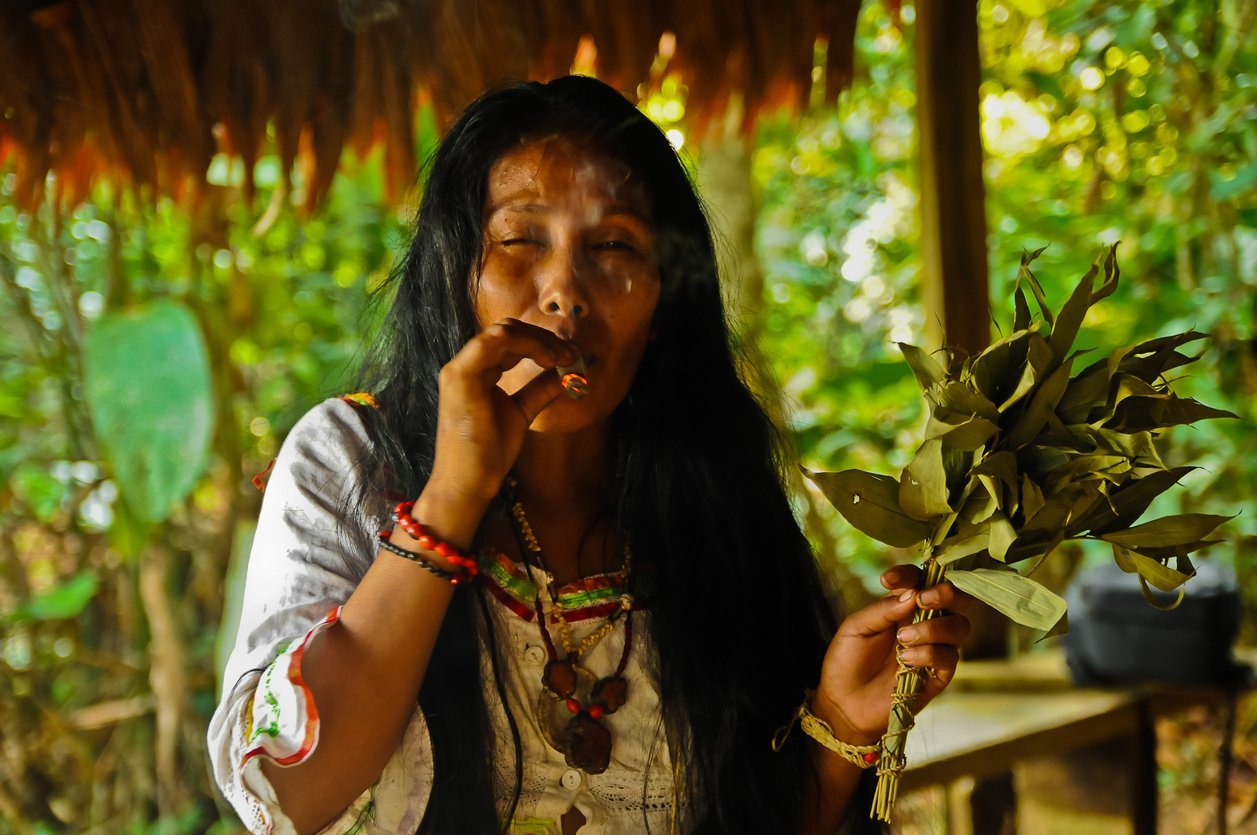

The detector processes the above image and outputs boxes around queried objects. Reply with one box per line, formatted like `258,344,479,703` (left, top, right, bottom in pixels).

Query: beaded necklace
508,486,633,775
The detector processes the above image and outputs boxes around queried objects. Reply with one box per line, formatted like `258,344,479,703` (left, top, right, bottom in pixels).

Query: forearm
800,742,867,834
799,693,882,834
261,487,485,834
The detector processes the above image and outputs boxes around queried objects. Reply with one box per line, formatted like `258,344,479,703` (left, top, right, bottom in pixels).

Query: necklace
509,488,633,775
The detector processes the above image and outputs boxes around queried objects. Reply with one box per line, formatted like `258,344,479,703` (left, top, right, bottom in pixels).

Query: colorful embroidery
476,546,642,623
509,817,556,835
251,457,277,493
340,392,380,410
240,607,341,768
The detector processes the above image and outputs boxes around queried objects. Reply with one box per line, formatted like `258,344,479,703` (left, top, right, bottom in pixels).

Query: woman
208,75,970,835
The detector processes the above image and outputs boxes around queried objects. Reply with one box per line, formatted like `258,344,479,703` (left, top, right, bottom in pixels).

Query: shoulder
280,396,376,467
260,397,385,508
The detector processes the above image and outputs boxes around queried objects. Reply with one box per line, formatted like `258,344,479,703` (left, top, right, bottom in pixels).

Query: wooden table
899,649,1253,834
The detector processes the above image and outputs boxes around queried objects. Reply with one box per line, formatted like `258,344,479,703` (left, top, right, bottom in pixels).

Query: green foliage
5,571,97,623
1,124,407,830
753,0,1256,621
0,0,1251,828
84,301,214,527
809,246,1236,633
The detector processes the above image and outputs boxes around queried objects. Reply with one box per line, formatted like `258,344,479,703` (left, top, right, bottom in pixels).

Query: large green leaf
84,301,214,524
804,468,931,548
6,572,98,623
947,567,1068,632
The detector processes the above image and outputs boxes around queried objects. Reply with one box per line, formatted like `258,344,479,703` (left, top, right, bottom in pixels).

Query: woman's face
474,137,661,433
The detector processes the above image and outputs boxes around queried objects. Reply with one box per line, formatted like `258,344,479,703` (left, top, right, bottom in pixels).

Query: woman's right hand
424,318,576,508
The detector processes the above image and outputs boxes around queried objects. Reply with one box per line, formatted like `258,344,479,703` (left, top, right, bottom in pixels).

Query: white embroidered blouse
207,399,683,835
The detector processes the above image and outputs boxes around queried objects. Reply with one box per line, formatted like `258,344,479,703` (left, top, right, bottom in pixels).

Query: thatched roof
0,0,863,212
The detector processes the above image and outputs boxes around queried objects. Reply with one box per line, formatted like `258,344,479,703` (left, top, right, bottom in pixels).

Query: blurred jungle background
1,0,1254,832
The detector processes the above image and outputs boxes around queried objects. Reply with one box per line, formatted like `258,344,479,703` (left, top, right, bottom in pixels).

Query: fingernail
899,589,916,603
897,627,916,644
919,590,939,607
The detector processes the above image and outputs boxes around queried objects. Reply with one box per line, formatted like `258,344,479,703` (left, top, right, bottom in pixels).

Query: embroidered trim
240,606,341,768
340,392,380,409
477,546,642,623
251,457,278,493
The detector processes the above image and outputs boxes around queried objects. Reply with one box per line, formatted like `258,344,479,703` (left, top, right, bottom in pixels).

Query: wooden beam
914,0,991,357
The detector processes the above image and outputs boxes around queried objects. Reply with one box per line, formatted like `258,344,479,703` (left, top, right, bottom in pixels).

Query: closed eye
593,240,636,253
501,238,541,247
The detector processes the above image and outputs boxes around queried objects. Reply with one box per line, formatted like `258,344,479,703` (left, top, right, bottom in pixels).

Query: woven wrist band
770,689,881,769
377,531,470,585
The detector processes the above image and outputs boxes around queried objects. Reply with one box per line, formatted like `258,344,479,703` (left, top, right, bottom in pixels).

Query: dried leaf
972,451,1019,501
966,328,1034,406
928,381,999,422
1114,546,1195,591
1098,513,1230,548
1091,243,1121,303
899,439,953,521
960,480,1000,525
1006,353,1076,448
899,343,946,392
1139,576,1185,611
925,415,999,451
1118,330,1211,383
1021,474,1045,522
1106,393,1238,433
1015,245,1054,327
1057,363,1113,424
1049,257,1099,362
987,512,1017,561
804,468,931,548
934,530,989,566
1075,465,1196,533
999,332,1053,413
947,567,1068,632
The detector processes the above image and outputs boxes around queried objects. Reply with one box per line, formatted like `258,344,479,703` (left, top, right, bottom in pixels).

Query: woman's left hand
811,565,972,745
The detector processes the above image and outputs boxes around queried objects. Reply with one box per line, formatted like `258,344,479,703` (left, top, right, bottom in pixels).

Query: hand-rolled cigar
556,354,588,399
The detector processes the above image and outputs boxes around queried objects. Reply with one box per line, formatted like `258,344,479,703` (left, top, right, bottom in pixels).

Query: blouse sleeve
206,398,433,834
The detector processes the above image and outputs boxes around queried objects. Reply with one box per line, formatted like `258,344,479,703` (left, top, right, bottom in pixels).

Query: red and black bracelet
376,531,469,584
389,501,480,578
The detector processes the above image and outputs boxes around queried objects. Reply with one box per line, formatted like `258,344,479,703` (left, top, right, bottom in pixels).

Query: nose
536,245,590,322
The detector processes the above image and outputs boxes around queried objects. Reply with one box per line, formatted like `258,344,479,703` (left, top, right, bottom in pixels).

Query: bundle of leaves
804,244,1236,819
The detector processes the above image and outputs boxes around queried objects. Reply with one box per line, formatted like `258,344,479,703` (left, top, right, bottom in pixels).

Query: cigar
556,354,588,399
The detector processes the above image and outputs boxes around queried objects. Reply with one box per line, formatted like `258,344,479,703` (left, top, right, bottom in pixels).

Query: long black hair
354,75,851,833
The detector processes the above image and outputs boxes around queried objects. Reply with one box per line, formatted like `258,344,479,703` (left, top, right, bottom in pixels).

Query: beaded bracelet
377,531,470,586
393,501,480,576
770,689,881,769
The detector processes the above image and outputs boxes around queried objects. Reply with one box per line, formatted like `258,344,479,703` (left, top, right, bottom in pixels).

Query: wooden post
914,5,1013,823
914,0,991,358
914,0,1006,660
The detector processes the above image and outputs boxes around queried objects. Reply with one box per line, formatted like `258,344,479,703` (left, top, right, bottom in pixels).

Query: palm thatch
0,0,864,212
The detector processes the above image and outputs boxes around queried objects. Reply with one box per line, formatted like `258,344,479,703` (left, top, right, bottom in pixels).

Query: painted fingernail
899,589,916,603
897,627,917,644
